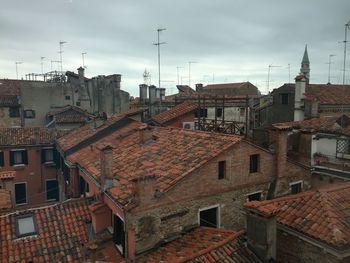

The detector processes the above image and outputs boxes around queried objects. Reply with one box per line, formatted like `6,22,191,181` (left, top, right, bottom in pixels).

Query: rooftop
0,80,20,97
0,127,67,146
0,199,90,262
65,117,242,206
136,227,260,263
244,183,350,249
272,114,350,136
151,101,197,125
203,82,256,91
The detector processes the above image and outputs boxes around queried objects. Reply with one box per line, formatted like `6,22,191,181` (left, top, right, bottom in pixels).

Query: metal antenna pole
40,57,45,75
176,66,183,85
59,41,67,76
343,20,350,85
188,61,197,87
267,64,281,94
82,52,87,68
327,54,336,83
15,62,22,79
153,28,166,89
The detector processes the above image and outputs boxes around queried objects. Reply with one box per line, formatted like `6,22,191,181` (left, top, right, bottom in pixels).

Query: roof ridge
176,229,245,263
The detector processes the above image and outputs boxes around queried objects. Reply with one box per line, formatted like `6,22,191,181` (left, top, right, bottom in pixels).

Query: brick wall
126,141,276,253
163,111,195,128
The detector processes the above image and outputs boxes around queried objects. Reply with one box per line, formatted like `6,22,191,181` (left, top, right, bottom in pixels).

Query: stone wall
0,107,21,127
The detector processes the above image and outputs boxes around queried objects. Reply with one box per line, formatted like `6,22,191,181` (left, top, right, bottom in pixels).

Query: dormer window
16,214,37,238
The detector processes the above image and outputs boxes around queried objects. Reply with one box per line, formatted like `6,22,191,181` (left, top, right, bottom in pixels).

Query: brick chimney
139,84,148,105
138,124,154,145
245,207,276,262
148,85,156,116
100,145,114,191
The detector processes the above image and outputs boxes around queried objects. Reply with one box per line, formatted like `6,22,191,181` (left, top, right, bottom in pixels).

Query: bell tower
300,45,310,83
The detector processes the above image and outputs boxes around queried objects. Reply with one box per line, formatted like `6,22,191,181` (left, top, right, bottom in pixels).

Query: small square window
281,94,289,105
9,107,20,118
10,150,28,166
216,108,223,118
248,192,261,201
249,154,260,173
218,161,226,180
42,148,54,163
291,182,302,194
16,215,37,237
65,95,71,100
24,110,35,118
76,101,81,106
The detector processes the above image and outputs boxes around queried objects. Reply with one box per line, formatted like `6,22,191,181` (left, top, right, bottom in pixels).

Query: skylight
16,215,37,237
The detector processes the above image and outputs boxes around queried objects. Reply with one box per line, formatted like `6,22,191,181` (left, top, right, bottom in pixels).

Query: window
199,206,219,228
0,151,3,167
280,93,289,105
65,95,71,100
249,154,259,173
248,192,262,201
240,108,245,117
76,101,81,106
42,148,54,163
9,107,20,118
79,176,89,196
24,110,35,118
16,214,37,237
218,161,226,180
195,108,208,118
290,182,302,194
15,183,27,205
216,108,223,118
10,150,28,166
113,215,125,255
46,180,59,201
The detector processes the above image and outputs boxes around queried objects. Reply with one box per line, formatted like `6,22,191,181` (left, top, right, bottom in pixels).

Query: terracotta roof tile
0,80,20,96
151,101,197,125
136,227,260,263
0,189,12,210
67,120,242,206
0,127,67,146
273,114,350,136
244,183,350,248
0,199,91,262
0,171,16,180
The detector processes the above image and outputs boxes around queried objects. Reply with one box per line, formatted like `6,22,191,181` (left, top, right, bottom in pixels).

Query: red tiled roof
244,183,350,248
151,101,197,125
306,84,350,105
57,114,140,153
47,105,94,124
67,121,242,206
0,127,67,146
272,114,350,136
203,82,254,90
0,199,91,262
0,189,12,211
0,96,19,107
0,80,20,96
136,227,260,263
0,171,16,180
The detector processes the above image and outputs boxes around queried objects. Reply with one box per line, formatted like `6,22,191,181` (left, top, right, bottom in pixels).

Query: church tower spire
300,45,310,83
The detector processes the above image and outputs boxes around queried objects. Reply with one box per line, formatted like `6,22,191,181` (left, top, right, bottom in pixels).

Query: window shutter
10,151,14,166
22,151,28,165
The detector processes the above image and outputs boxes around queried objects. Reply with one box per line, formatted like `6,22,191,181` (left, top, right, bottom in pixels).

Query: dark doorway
113,214,125,255
199,207,218,228
46,180,59,201
15,183,27,205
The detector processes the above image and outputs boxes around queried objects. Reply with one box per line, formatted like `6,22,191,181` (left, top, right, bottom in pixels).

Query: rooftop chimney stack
100,145,114,191
195,83,203,92
139,84,148,105
138,124,153,145
294,75,306,121
148,85,157,116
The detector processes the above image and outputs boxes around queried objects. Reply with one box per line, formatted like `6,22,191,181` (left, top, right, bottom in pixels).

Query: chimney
138,124,154,145
245,207,276,262
100,145,114,191
195,83,203,92
148,85,156,116
159,88,165,104
78,66,85,84
139,84,148,105
294,75,306,121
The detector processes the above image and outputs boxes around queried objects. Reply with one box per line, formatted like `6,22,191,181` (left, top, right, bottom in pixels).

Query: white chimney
294,75,306,121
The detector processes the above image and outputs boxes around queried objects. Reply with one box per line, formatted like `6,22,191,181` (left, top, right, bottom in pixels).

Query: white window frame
290,180,303,194
14,182,27,206
198,204,221,228
246,190,263,201
45,179,59,201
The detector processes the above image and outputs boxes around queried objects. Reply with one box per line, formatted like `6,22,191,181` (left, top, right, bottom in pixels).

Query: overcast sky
1,0,350,96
